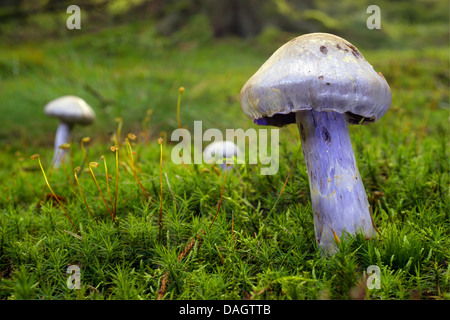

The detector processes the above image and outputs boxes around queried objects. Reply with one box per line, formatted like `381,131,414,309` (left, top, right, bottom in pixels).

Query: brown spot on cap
318,76,324,80
320,46,328,54
345,42,362,59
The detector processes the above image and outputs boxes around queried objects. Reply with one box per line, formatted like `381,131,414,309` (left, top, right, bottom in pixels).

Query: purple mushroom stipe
44,96,96,167
240,33,391,254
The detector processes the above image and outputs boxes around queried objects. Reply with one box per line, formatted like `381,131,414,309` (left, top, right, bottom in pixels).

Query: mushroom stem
296,110,375,254
52,122,73,167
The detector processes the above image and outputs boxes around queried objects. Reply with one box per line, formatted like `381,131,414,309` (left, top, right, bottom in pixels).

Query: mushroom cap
44,95,95,125
240,33,391,126
204,141,241,164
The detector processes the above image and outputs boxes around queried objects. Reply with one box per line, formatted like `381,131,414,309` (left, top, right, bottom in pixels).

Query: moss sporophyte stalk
58,143,76,196
125,133,152,203
73,166,94,219
89,161,114,221
100,155,114,217
177,86,185,130
31,153,79,235
110,145,119,219
158,137,163,241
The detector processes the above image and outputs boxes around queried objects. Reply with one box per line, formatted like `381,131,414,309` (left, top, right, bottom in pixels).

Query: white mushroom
44,95,95,167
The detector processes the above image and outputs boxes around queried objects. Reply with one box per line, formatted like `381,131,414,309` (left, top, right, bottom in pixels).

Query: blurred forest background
1,0,448,45
0,0,448,147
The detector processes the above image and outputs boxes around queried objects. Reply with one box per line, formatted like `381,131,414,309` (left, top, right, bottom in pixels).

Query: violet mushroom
44,95,96,167
204,140,241,171
240,33,391,253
